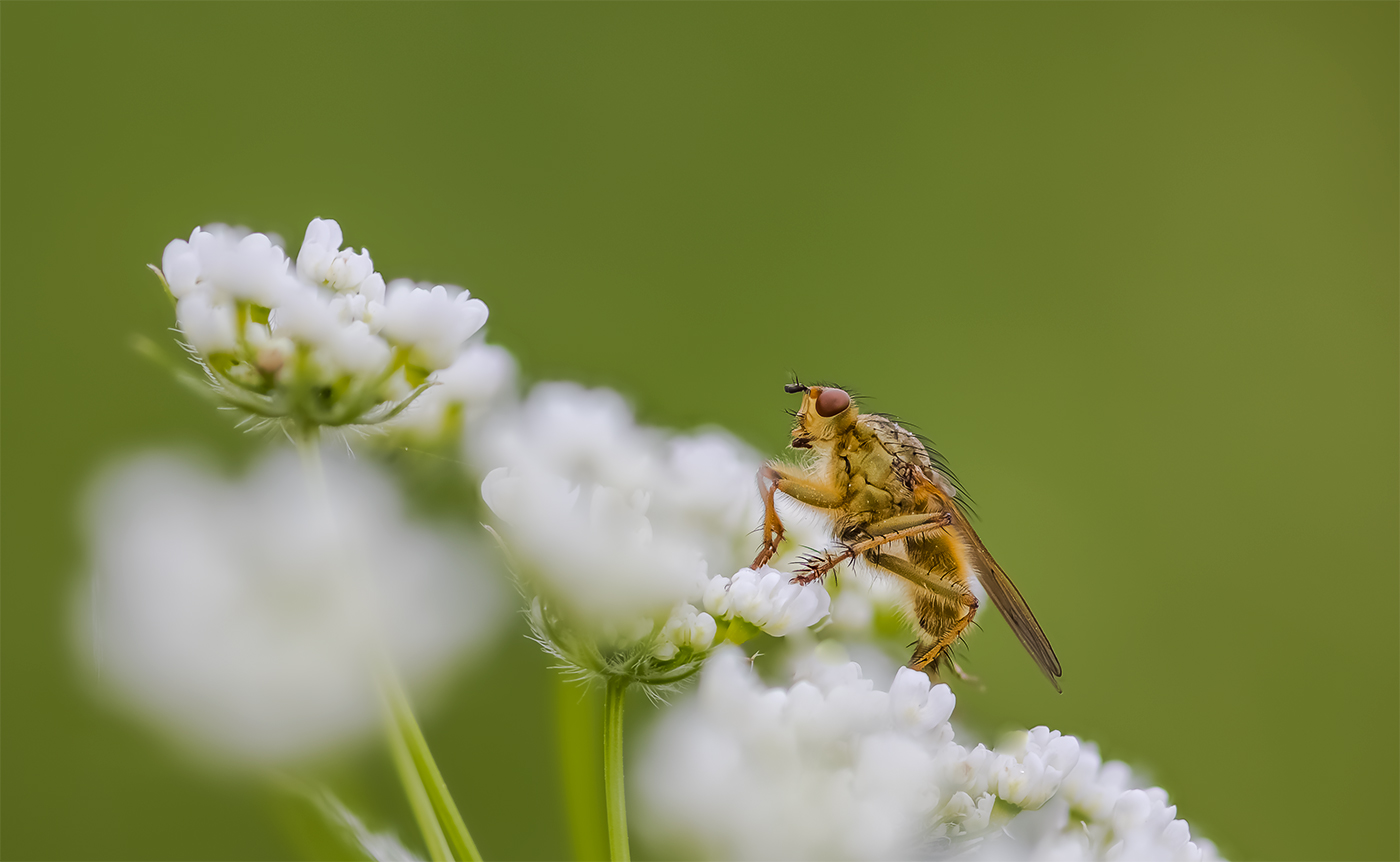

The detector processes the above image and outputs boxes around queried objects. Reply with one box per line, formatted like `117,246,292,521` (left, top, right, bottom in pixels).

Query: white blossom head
473,382,832,685
472,383,693,630
149,219,493,434
638,645,1220,861
76,450,504,764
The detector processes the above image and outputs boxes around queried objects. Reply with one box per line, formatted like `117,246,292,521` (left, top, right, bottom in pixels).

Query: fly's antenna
784,371,811,394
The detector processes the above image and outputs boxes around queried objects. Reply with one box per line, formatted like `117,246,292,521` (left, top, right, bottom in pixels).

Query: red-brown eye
815,387,851,417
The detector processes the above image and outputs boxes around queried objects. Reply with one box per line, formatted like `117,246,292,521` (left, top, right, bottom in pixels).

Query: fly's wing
923,480,1063,691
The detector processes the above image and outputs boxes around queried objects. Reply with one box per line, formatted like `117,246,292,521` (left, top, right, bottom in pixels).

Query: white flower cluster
638,646,1220,862
473,382,830,669
704,566,833,638
967,744,1222,862
77,450,503,763
157,219,494,429
654,604,719,661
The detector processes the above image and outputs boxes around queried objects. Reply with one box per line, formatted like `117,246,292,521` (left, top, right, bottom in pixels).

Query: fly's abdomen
903,528,980,674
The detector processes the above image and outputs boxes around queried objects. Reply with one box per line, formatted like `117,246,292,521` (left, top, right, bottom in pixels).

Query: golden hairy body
753,384,1062,691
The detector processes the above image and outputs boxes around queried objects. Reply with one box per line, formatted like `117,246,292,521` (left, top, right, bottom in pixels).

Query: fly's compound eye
815,387,851,417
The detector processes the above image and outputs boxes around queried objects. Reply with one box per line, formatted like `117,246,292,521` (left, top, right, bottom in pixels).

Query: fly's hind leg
865,551,978,610
791,511,953,584
864,551,979,673
908,601,979,676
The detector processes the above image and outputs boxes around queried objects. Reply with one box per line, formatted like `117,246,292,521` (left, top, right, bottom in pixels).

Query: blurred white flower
475,382,835,686
473,383,694,627
649,431,765,572
77,450,504,763
378,281,490,372
481,464,708,629
475,383,830,633
637,646,1220,862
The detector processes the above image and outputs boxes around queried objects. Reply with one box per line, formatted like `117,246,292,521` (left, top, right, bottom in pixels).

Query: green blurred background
3,3,1396,860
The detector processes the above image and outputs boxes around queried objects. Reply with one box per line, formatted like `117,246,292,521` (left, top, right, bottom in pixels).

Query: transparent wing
924,482,1063,692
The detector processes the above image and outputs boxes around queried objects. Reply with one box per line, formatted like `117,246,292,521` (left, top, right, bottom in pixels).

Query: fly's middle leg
791,512,954,584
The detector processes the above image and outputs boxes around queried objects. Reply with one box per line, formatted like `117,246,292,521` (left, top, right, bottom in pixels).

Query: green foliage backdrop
2,3,1396,861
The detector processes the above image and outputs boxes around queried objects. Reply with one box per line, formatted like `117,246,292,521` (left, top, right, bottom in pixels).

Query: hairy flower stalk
605,676,631,862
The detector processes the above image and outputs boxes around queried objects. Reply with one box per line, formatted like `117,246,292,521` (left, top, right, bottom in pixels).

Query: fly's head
784,382,856,450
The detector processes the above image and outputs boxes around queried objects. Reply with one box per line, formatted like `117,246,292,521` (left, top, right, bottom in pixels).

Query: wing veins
945,503,1063,691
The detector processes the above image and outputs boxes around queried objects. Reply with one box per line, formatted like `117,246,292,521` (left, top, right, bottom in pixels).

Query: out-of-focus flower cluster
78,450,503,763
639,646,1220,862
473,382,830,684
156,219,497,433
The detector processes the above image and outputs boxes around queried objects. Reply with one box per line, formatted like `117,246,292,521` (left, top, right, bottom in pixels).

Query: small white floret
175,292,238,355
703,566,831,637
379,281,490,371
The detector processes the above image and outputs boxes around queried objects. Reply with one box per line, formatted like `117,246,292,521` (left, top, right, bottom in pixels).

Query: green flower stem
554,675,608,862
603,677,631,862
382,669,483,862
385,706,453,862
294,431,480,862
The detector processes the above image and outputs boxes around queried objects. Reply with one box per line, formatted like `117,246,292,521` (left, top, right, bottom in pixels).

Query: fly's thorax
843,424,918,513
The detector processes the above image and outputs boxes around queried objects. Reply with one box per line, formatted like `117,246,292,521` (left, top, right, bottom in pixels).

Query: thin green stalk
382,671,484,862
554,675,608,861
385,706,453,862
294,431,480,862
603,677,630,862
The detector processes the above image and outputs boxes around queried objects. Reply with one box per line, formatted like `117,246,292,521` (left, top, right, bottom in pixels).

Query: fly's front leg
750,463,845,569
791,511,954,584
752,466,786,568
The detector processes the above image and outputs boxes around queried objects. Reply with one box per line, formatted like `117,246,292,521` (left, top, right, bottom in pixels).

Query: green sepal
716,616,763,646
